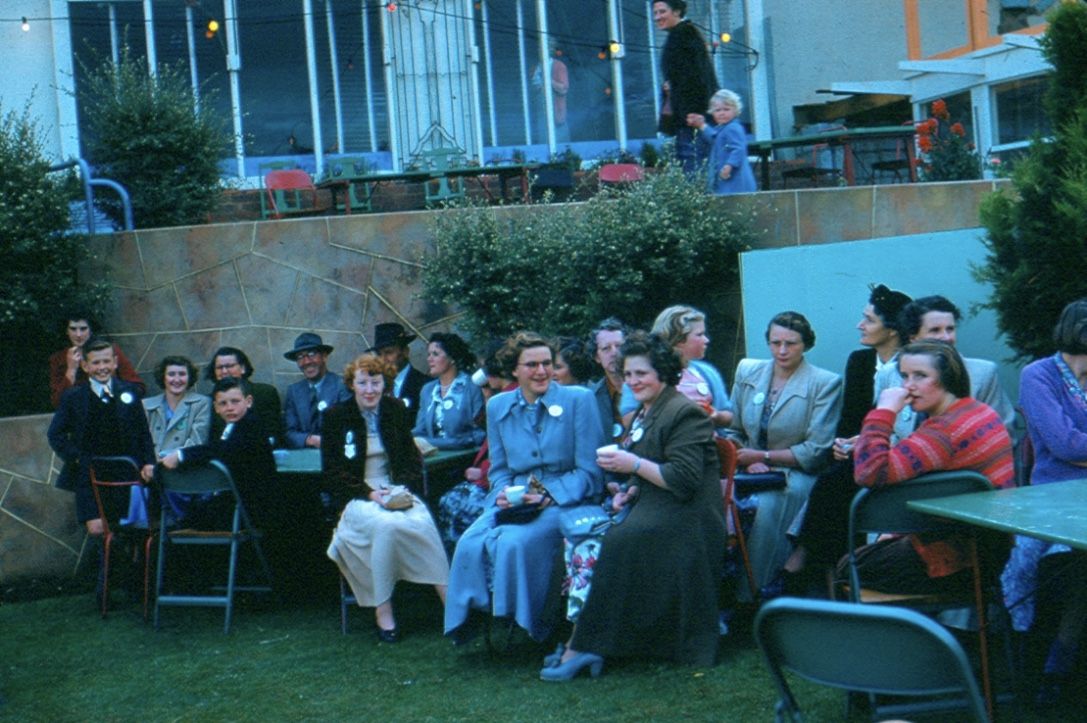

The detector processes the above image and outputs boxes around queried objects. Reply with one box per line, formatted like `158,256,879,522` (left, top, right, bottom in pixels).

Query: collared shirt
89,378,113,400
393,364,410,398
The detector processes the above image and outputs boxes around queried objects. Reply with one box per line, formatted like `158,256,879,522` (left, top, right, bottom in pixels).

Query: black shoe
376,626,400,644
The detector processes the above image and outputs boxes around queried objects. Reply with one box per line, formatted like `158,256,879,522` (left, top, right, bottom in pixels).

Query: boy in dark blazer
160,376,276,529
48,337,157,535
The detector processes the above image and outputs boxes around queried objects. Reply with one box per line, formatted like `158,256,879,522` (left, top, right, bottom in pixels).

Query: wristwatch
763,451,771,464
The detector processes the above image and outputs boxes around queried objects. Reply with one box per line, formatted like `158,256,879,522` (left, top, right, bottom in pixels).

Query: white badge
317,400,328,412
631,427,644,442
120,392,134,405
443,399,454,410
612,422,623,439
403,397,412,408
696,382,709,396
548,404,563,417
344,443,356,459
753,392,766,406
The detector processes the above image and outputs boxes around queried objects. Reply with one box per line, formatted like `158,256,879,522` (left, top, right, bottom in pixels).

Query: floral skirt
562,536,604,623
437,481,488,551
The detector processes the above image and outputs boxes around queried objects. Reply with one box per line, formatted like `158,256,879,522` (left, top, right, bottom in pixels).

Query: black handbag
732,470,788,494
495,503,544,525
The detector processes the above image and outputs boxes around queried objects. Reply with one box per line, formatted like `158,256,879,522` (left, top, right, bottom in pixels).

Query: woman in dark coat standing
542,332,725,680
654,0,717,174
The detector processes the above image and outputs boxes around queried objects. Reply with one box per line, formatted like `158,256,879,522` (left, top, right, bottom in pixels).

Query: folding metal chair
90,455,154,620
756,597,989,722
842,470,1000,718
598,163,644,186
154,460,273,633
263,169,319,219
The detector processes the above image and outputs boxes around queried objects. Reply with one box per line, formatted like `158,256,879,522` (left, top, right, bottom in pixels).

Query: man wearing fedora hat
283,332,351,449
370,322,428,413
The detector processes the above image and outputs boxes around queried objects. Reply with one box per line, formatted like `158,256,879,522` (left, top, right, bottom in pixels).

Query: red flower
918,135,933,153
950,122,965,137
932,99,949,120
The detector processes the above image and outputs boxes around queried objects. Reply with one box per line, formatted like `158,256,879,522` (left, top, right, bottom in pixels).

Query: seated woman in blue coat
686,88,757,195
412,332,485,450
445,331,604,642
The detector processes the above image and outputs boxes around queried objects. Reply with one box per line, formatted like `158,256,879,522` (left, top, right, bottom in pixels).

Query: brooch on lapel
120,392,134,405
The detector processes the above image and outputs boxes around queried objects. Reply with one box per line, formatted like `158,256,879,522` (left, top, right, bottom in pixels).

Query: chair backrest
159,459,234,496
755,597,989,722
599,163,644,184
848,470,993,539
714,436,738,506
90,456,143,531
265,169,315,192
159,460,259,532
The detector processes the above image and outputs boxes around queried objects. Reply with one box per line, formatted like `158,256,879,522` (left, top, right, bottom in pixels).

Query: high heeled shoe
539,651,604,681
543,643,565,667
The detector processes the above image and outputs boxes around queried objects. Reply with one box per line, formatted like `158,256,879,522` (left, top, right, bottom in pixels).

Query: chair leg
969,537,995,720
729,498,758,600
100,533,112,618
340,575,350,635
143,535,154,622
225,535,240,634
154,533,167,630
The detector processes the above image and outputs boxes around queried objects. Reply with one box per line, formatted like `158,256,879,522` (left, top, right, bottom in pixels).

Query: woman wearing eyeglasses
445,331,604,643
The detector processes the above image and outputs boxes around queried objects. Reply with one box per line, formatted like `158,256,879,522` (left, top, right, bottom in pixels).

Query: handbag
495,503,543,525
732,470,787,494
558,504,614,544
382,485,414,510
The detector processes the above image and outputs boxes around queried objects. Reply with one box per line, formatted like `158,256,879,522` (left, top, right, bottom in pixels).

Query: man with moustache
282,333,351,449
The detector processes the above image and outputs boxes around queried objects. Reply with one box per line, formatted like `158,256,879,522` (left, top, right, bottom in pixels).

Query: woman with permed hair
325,353,449,642
727,311,842,599
542,331,725,679
445,331,604,644
142,355,211,458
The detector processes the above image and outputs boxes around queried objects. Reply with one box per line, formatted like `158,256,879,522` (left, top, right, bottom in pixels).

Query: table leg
842,141,856,186
906,140,918,182
760,151,771,190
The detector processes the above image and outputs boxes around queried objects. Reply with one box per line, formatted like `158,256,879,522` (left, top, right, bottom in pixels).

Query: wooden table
908,478,1087,550
749,125,918,191
316,163,537,213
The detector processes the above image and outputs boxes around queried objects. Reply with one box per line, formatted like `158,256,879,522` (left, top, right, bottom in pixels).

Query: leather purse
495,503,543,525
382,485,413,510
732,470,788,493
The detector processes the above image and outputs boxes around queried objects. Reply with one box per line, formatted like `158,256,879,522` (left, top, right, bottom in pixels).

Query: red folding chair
263,169,319,219
598,163,645,185
90,456,154,620
715,437,758,600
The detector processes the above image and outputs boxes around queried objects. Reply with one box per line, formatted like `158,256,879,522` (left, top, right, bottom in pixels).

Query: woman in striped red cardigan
840,341,1014,594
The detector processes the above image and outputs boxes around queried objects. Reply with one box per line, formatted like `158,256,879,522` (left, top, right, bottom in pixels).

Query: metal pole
708,0,724,91
325,0,346,154
223,0,246,177
745,0,772,140
515,0,532,145
647,0,660,124
465,0,486,164
534,0,555,156
143,0,157,74
303,0,325,175
185,6,200,111
362,1,377,152
379,4,401,170
606,0,627,150
480,0,498,147
108,3,119,65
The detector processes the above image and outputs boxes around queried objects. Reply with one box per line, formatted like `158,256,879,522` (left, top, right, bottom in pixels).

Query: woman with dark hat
782,283,912,594
370,322,428,413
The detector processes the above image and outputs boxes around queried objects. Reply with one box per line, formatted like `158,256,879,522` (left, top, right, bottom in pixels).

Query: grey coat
142,391,212,457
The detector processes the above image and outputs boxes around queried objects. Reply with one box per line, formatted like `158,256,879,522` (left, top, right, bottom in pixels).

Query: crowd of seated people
50,292,1086,701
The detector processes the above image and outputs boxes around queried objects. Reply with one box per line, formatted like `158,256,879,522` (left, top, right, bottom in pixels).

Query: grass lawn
0,583,1077,722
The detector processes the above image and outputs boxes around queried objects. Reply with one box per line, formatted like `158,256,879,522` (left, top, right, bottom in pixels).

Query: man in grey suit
587,317,637,443
283,332,351,449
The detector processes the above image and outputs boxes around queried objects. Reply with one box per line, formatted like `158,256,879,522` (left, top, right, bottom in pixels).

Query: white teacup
596,443,619,456
505,484,527,506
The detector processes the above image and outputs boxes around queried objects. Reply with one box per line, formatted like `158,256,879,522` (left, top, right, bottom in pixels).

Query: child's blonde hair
708,89,742,115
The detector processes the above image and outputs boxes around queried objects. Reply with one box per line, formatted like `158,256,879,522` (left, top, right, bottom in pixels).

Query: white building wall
1,0,76,161
759,0,909,134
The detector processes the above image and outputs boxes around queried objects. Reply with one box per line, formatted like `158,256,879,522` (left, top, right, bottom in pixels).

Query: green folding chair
153,460,273,633
756,597,990,722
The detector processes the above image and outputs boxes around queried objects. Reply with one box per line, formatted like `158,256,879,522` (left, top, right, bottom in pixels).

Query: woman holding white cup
542,331,725,681
444,332,605,644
